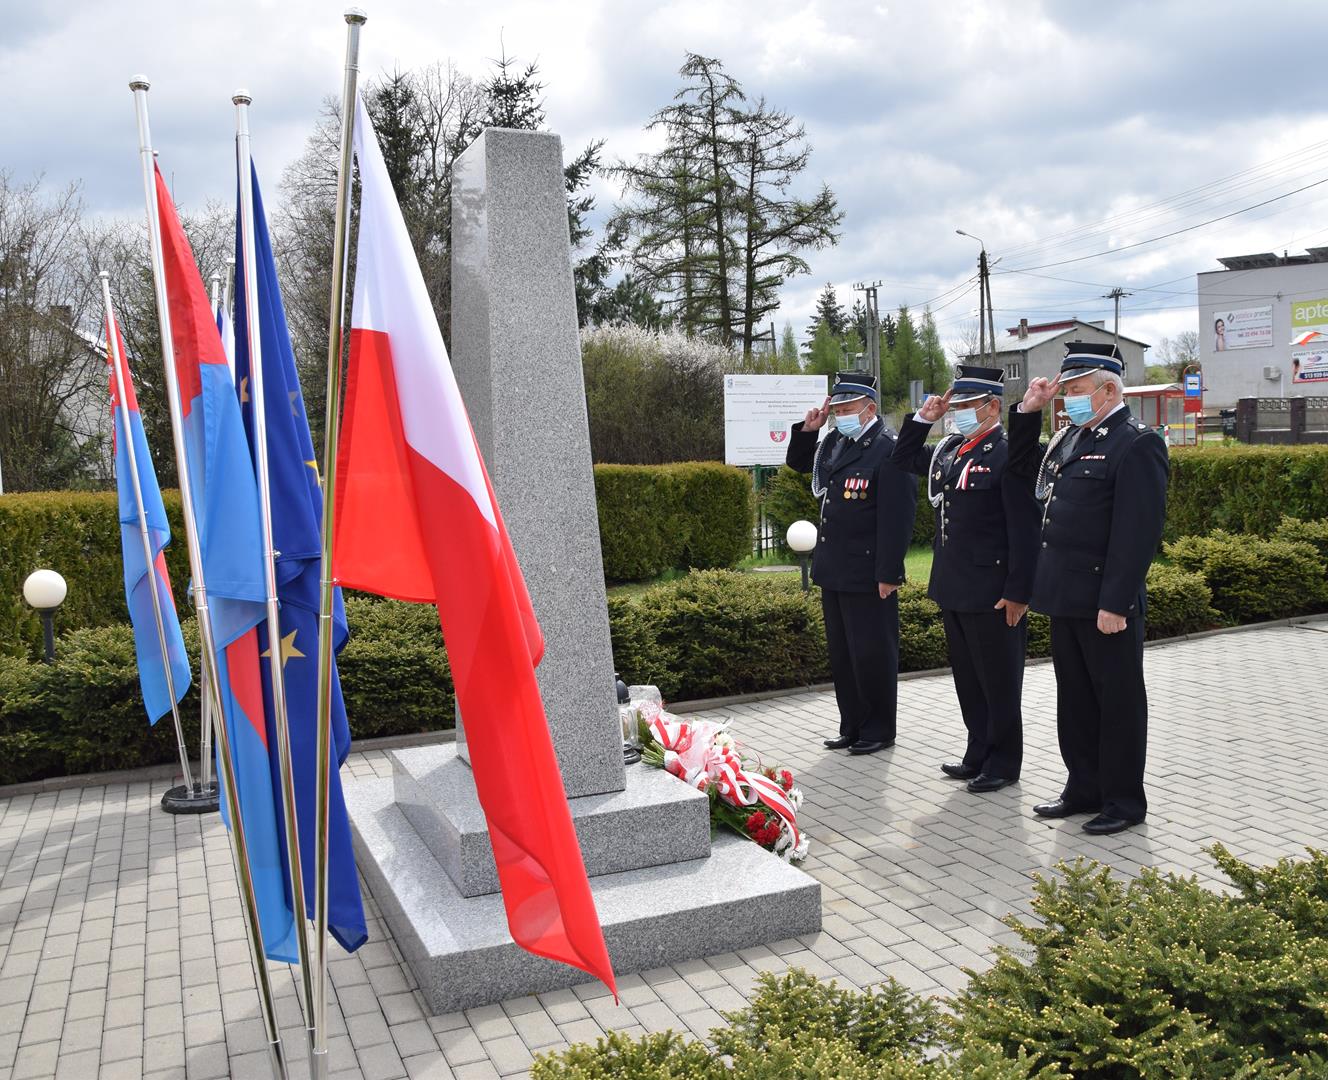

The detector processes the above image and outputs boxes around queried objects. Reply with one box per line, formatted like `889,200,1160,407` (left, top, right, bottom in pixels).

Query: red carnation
758,823,782,846
745,811,766,835
779,769,794,791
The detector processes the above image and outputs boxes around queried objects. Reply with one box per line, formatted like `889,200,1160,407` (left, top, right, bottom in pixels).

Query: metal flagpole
233,90,318,1067
100,270,198,799
312,12,366,1080
129,76,290,1080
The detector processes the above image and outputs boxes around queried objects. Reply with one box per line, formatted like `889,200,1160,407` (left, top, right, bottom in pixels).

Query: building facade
1197,249,1328,407
964,318,1150,403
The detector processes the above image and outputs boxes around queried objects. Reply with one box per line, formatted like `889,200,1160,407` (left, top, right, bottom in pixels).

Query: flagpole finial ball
233,90,253,106
128,75,150,91
23,570,67,612
344,7,367,24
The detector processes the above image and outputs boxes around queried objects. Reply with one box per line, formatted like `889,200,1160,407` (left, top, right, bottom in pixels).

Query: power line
1002,174,1328,272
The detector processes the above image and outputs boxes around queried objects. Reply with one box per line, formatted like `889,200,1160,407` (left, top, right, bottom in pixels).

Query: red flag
333,96,615,996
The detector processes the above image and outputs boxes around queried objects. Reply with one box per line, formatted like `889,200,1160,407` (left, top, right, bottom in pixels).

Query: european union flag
234,158,367,956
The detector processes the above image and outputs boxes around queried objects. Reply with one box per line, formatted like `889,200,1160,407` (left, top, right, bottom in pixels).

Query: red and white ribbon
647,714,801,845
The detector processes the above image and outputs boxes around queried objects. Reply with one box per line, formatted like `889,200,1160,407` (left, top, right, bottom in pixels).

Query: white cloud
10,0,1328,349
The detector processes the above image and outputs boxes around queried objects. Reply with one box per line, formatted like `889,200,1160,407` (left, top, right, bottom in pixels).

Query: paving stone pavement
1,623,1327,1079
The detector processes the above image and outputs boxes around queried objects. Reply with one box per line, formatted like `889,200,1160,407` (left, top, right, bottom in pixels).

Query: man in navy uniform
892,365,1041,793
786,372,917,754
1009,342,1169,835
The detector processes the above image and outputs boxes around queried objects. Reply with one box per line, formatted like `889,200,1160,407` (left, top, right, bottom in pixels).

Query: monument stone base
345,749,822,1014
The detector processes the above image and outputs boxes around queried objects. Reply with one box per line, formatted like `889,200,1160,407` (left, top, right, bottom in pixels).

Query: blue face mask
835,411,864,439
1064,393,1099,426
953,407,983,436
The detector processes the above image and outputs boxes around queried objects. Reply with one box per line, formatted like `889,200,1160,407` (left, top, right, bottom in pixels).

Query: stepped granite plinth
347,125,821,1013
392,744,712,897
346,773,821,1014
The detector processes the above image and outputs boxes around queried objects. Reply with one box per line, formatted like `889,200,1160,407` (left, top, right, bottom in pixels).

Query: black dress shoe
1083,814,1143,835
966,774,1017,793
940,762,980,780
1032,799,1097,819
823,735,855,750
848,739,894,755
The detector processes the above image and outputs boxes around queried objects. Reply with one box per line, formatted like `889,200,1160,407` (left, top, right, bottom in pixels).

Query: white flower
774,822,794,853
788,788,804,810
713,730,736,751
789,835,810,863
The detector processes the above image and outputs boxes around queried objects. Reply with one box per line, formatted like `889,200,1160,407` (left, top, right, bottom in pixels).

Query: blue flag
107,316,192,724
155,163,297,963
234,158,367,956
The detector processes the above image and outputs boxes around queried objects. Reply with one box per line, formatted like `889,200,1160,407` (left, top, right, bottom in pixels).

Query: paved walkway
1,623,1326,1079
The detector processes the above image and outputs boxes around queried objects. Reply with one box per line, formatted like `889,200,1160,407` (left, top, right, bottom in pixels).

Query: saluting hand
916,388,953,423
1097,610,1127,634
803,396,832,432
994,598,1028,627
1020,375,1061,413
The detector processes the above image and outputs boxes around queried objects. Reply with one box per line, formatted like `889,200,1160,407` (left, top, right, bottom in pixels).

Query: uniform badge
1095,428,1107,438
933,470,942,480
982,443,993,452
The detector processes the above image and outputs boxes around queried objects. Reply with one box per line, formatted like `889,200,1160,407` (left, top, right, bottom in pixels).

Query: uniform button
1094,566,1101,571
1042,542,1047,548
995,559,1002,565
1052,495,1058,502
944,485,951,491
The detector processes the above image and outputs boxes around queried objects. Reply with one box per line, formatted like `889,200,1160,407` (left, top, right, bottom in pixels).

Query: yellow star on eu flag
260,629,305,668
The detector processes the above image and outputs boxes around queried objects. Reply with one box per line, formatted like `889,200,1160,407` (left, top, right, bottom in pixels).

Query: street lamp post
23,570,67,663
786,520,817,592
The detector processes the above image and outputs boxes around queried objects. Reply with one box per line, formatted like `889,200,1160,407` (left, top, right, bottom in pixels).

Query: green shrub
1272,515,1328,562
953,855,1328,1077
1142,563,1220,637
0,490,191,658
535,847,1328,1078
1165,531,1328,622
1167,444,1328,539
594,462,751,581
337,599,453,739
0,598,451,786
609,570,829,700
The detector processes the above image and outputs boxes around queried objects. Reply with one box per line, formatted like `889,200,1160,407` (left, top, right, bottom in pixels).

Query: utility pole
1104,287,1132,349
852,280,882,384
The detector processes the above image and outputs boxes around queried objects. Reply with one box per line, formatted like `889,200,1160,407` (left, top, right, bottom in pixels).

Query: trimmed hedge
531,846,1328,1077
0,524,1291,785
609,562,1217,702
594,462,751,581
1166,443,1328,539
1165,530,1328,623
761,464,933,556
0,597,452,786
0,462,752,654
763,443,1328,552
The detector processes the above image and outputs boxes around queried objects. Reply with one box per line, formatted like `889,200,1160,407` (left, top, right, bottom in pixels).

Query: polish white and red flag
333,95,616,996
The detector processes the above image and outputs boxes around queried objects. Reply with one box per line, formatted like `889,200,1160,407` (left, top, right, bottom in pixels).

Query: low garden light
23,569,68,663
786,520,817,592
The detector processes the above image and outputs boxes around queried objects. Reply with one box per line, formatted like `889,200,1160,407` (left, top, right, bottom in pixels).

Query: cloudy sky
9,0,1328,357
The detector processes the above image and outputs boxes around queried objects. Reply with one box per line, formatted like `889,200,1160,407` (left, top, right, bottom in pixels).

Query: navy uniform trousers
787,417,917,745
822,589,900,744
894,415,1041,779
1051,613,1148,820
1009,404,1168,822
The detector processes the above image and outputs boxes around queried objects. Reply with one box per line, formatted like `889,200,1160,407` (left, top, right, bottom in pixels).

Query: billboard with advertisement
1291,297,1328,344
1212,305,1272,351
1291,349,1328,385
723,374,828,466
